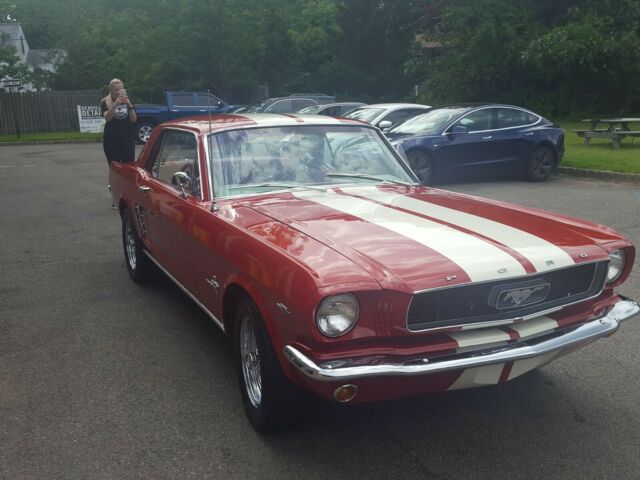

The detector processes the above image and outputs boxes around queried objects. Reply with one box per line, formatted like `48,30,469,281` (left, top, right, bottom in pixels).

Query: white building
0,23,64,92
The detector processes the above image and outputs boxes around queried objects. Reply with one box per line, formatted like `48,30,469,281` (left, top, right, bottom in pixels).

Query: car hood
386,131,420,141
235,185,623,292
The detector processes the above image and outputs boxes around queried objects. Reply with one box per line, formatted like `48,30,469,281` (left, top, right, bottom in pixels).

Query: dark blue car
386,104,564,184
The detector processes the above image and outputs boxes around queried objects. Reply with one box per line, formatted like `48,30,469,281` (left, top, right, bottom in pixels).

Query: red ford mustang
109,114,639,432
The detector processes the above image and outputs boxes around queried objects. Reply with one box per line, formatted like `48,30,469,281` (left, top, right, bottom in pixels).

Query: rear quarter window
496,108,539,129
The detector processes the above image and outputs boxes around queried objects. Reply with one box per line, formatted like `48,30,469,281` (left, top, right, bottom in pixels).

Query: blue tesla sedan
386,104,564,184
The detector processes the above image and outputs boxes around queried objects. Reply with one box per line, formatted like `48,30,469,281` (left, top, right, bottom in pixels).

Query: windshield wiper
229,182,300,190
325,172,415,187
229,182,326,191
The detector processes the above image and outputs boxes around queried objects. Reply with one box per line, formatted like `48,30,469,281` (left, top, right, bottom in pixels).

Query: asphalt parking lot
1,143,639,480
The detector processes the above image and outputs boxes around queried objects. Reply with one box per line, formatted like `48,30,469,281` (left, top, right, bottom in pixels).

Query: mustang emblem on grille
492,281,551,309
504,286,545,305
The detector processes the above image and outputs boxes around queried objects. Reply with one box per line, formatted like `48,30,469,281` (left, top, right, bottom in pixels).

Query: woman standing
101,78,137,164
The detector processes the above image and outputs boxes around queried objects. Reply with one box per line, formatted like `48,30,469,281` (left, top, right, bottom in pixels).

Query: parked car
343,103,431,130
134,91,236,144
228,105,249,113
295,102,366,116
250,93,336,114
386,103,564,184
110,113,638,433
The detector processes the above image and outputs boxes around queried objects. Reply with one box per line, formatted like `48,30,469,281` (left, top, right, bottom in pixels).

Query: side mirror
450,125,468,134
378,120,393,131
172,171,192,197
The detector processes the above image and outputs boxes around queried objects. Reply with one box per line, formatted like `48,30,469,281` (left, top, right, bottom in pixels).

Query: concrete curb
555,166,640,185
0,139,102,146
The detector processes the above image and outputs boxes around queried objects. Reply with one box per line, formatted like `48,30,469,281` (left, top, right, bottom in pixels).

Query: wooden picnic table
573,117,640,149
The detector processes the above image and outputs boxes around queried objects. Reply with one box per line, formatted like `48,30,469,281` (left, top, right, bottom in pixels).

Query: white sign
1,79,22,88
77,105,105,133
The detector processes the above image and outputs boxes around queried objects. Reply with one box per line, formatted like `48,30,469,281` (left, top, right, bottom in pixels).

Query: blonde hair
102,78,125,108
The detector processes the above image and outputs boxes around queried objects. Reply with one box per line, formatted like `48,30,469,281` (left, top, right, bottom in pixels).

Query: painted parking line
0,164,38,169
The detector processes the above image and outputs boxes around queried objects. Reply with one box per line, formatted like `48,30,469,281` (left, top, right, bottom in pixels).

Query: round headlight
316,293,359,338
606,249,626,284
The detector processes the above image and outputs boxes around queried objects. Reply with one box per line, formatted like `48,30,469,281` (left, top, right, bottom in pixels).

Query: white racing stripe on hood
346,186,575,272
240,114,344,126
292,189,526,282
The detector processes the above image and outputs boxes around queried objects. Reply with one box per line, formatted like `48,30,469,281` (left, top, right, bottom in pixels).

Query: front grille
407,261,607,331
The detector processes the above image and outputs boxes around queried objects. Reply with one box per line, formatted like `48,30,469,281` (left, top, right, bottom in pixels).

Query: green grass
0,131,102,143
559,121,640,174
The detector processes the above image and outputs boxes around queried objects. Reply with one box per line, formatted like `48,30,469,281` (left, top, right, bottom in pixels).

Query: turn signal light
333,384,358,403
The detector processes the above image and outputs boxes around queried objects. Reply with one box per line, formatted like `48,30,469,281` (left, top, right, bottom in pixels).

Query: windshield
390,107,469,135
208,125,416,197
296,105,321,114
343,107,385,124
252,98,277,112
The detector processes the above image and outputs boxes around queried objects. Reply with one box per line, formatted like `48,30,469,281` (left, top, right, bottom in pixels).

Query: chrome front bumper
284,297,639,382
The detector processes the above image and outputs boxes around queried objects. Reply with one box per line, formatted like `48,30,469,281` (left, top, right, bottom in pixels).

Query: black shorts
103,137,135,164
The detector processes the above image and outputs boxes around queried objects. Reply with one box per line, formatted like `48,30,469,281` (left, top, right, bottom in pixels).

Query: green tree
418,0,534,105
336,0,430,100
522,2,640,114
411,0,640,116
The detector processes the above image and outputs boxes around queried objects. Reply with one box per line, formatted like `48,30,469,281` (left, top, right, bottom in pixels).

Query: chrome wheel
121,208,151,283
240,314,262,408
137,124,153,143
124,216,137,270
235,297,305,432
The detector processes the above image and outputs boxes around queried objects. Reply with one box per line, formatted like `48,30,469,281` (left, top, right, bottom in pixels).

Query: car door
139,129,203,290
436,107,497,171
196,93,227,114
494,107,542,167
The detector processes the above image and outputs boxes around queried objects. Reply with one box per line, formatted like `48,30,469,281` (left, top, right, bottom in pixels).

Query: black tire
526,146,555,182
135,122,154,144
234,296,304,433
121,208,151,283
407,149,434,184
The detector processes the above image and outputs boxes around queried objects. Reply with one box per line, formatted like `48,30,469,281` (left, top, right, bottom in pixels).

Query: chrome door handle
482,136,492,140
138,185,151,193
524,132,534,136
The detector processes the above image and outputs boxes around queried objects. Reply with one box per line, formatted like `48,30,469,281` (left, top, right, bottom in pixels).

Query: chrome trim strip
284,298,639,381
205,124,418,201
439,106,542,136
143,250,226,332
149,127,204,200
407,305,567,334
412,259,604,295
205,134,214,201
